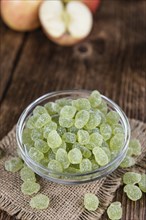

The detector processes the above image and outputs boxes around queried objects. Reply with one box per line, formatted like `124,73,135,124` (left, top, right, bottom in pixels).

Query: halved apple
39,0,93,46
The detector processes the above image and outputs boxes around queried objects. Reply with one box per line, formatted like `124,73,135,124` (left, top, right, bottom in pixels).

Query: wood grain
0,0,146,219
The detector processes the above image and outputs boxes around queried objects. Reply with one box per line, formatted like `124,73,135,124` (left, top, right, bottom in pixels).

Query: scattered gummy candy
123,172,141,185
5,157,23,172
30,194,49,210
107,201,122,220
84,193,99,211
138,174,146,193
20,166,36,182
124,184,142,201
21,181,40,195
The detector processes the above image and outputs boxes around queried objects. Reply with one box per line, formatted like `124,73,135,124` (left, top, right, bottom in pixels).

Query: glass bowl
16,90,131,185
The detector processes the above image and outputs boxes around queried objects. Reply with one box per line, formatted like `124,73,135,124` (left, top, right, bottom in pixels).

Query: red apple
39,0,93,46
82,0,100,13
1,0,42,31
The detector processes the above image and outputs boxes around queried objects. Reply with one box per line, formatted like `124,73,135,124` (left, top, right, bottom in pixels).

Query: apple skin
1,0,42,31
82,0,100,13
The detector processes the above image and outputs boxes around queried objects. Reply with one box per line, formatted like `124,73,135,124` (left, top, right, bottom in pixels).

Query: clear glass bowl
16,90,131,185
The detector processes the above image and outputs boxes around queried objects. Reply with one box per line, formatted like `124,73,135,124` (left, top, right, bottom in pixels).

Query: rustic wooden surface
0,0,146,219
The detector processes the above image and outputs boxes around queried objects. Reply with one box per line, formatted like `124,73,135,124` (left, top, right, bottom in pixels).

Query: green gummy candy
56,148,70,169
21,181,40,195
44,102,60,115
62,132,76,144
48,160,63,172
89,90,102,108
72,98,91,111
84,193,99,211
28,147,44,162
89,132,103,148
5,157,23,173
107,202,122,220
60,105,76,119
123,172,141,185
120,156,135,168
47,130,62,149
35,139,49,153
124,184,142,201
106,111,120,125
93,147,109,166
77,130,89,145
75,110,90,129
59,117,74,128
85,111,101,130
33,106,48,116
20,166,36,182
30,194,49,210
110,134,125,152
80,159,92,173
138,174,146,193
100,123,112,141
129,139,141,156
35,113,51,128
43,121,57,139
68,148,82,164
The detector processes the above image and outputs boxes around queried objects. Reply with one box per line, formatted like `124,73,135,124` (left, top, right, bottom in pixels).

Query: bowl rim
16,89,131,177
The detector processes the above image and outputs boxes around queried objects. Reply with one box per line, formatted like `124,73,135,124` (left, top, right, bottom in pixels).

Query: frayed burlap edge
0,119,146,220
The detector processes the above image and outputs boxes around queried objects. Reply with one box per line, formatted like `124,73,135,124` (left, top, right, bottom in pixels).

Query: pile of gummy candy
2,90,145,219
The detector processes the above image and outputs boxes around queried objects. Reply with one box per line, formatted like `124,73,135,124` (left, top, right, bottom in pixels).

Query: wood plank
0,0,146,220
0,20,25,102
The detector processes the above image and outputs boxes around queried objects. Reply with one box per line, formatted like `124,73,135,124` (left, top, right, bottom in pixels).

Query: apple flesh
82,0,100,13
39,0,93,46
1,0,42,31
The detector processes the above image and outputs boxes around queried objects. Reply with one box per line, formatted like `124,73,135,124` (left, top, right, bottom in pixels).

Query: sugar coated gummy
5,157,23,172
33,106,48,116
68,148,82,164
124,184,142,201
20,166,36,182
48,160,63,172
35,113,51,128
85,111,101,130
89,90,102,108
128,139,141,156
107,202,122,220
89,133,103,148
77,130,89,145
62,132,76,144
44,102,60,115
21,181,40,195
93,147,109,166
84,193,99,211
56,148,70,169
100,123,112,141
123,172,141,185
30,194,49,210
120,156,135,168
35,139,49,153
28,147,44,162
47,130,62,148
72,98,91,111
80,159,92,172
60,105,76,119
43,121,57,139
138,174,146,193
75,110,90,129
106,111,120,125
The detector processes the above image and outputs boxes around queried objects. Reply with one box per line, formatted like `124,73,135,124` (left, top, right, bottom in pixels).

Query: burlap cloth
0,119,146,220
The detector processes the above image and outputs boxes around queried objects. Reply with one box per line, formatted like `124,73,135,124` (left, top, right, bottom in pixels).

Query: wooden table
0,0,146,219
